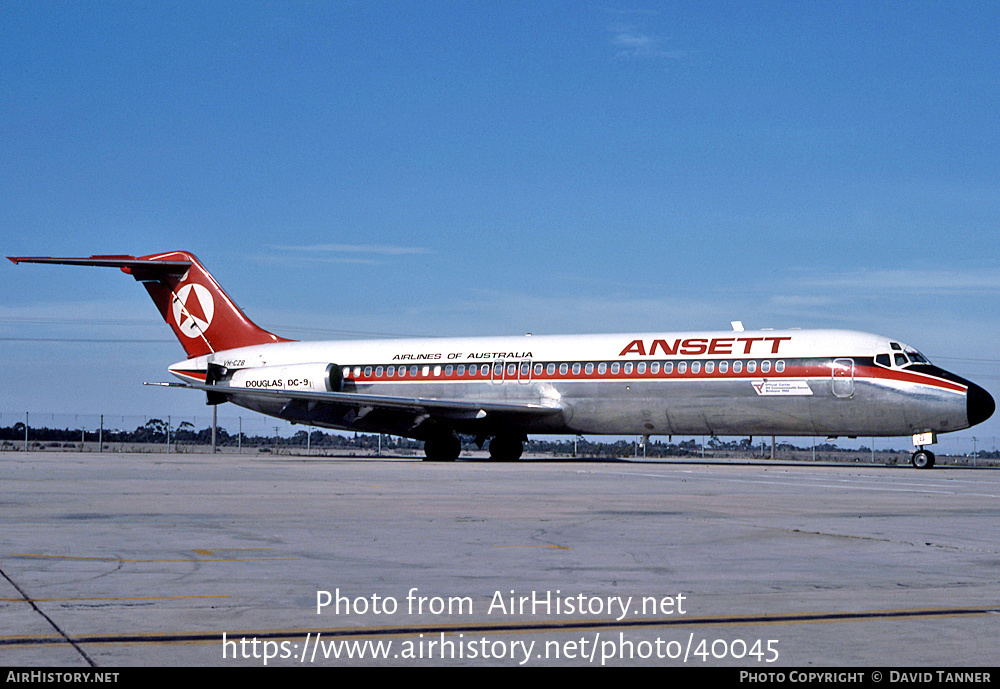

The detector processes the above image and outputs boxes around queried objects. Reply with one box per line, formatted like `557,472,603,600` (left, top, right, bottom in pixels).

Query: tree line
5,419,984,457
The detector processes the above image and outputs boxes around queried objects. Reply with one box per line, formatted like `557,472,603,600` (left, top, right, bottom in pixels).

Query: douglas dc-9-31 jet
8,251,994,468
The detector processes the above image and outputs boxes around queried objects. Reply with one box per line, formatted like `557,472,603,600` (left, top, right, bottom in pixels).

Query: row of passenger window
343,360,788,380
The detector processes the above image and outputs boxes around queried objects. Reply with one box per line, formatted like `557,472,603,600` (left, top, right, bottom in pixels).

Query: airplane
8,250,995,468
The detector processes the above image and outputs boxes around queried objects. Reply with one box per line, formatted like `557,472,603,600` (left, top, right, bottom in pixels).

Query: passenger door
832,358,854,398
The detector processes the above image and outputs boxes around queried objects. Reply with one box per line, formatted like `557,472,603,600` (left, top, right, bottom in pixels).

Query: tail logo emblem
172,283,215,338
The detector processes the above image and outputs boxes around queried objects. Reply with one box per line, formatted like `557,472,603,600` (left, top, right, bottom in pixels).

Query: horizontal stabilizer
8,255,192,280
9,251,290,357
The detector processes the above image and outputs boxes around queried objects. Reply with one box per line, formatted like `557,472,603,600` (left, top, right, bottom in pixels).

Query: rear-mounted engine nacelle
227,363,344,392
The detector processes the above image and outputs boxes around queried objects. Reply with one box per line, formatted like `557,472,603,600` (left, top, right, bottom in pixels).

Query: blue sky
3,2,1000,448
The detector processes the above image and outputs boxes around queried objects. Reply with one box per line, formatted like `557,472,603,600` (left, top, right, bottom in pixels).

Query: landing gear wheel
911,449,935,469
424,434,461,462
488,435,523,462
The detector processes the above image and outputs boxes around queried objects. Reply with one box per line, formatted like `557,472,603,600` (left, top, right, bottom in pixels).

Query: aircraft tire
911,450,935,469
489,435,523,462
424,434,461,462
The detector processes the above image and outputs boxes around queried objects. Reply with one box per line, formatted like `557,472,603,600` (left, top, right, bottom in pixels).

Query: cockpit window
883,345,931,368
880,343,932,368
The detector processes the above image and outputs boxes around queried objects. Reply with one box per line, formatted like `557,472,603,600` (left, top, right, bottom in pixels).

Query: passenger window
678,362,687,374
585,363,594,375
611,363,621,374
559,363,569,375
547,363,556,375
624,362,633,374
719,361,728,373
650,362,660,375
775,361,785,373
733,361,742,373
598,362,607,375
572,363,581,375
747,361,757,373
705,361,715,374
664,362,673,374
637,362,646,374
691,361,701,374
761,361,771,373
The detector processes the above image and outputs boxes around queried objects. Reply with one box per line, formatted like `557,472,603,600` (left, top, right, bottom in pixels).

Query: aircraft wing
148,381,566,423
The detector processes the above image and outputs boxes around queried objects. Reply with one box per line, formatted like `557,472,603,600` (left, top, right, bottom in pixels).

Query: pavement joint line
0,565,96,666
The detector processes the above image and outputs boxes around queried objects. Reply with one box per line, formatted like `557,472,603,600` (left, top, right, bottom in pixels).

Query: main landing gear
488,435,523,462
910,448,935,469
422,433,525,462
423,433,462,462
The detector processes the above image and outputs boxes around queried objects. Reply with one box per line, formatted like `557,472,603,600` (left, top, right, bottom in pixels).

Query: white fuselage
169,328,981,440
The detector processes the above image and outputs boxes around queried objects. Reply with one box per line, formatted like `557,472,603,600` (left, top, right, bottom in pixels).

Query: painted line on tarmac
0,594,230,603
10,552,297,563
2,605,999,648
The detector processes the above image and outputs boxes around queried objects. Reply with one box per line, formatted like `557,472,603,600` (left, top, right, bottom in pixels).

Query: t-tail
7,251,291,358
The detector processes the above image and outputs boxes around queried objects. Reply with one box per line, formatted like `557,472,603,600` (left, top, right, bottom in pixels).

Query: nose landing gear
911,448,935,469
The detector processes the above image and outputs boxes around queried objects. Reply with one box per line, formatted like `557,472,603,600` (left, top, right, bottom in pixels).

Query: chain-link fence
2,410,998,465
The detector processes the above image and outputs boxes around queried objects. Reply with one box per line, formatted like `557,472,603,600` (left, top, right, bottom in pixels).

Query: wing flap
148,382,564,421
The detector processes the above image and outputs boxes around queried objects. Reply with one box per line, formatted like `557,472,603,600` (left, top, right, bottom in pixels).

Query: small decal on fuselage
750,379,813,396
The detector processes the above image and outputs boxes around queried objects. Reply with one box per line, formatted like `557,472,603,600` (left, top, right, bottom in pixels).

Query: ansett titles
620,337,792,357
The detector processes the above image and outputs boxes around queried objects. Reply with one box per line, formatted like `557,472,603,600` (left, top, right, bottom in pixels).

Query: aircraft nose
967,382,995,427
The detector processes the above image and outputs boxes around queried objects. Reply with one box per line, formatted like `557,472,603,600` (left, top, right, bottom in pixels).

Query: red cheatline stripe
858,366,966,393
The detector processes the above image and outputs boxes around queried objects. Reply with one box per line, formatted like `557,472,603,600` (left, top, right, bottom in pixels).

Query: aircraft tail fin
7,251,291,358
